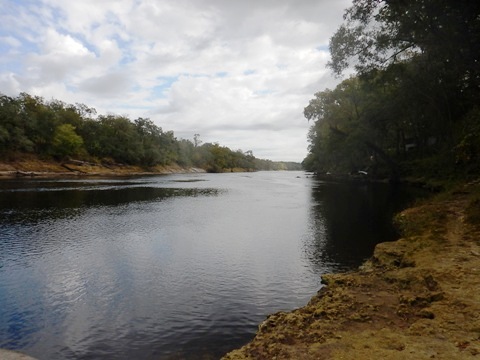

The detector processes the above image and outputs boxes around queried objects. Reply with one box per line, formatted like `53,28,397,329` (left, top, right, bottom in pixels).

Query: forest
0,92,301,172
303,0,480,183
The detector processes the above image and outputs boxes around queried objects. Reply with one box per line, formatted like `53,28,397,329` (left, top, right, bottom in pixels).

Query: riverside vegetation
302,0,480,185
0,93,300,176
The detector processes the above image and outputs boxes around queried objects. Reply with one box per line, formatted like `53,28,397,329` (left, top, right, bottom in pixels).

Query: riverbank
223,181,480,359
0,156,206,178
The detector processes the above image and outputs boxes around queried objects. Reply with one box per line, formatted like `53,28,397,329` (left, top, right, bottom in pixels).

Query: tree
0,94,34,153
305,77,372,173
177,139,194,167
330,0,480,124
134,117,164,166
18,93,61,154
51,124,84,158
304,76,403,179
316,0,480,180
94,115,143,164
193,133,202,147
0,91,284,172
330,0,480,82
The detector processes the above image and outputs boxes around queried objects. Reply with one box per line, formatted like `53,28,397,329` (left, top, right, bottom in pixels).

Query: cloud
0,0,351,161
78,72,132,96
25,29,97,82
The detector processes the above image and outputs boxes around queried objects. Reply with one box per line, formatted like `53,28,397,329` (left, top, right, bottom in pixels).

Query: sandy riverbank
223,181,480,359
0,156,206,178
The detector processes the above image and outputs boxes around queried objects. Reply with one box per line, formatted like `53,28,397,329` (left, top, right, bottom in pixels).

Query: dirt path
223,183,480,359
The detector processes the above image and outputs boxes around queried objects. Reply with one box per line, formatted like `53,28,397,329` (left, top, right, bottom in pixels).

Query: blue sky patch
150,76,179,98
316,44,329,52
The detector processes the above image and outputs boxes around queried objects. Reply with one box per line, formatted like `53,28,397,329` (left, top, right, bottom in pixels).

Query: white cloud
0,0,351,161
42,29,91,56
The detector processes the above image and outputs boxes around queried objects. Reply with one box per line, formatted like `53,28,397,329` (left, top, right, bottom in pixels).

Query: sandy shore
0,157,205,178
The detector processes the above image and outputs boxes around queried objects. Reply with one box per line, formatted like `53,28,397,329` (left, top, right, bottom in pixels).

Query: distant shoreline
0,156,207,179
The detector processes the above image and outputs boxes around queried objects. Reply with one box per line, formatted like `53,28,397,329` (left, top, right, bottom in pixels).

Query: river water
0,171,416,359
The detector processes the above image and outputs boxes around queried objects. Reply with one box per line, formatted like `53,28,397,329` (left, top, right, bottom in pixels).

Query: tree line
303,0,480,182
0,92,301,172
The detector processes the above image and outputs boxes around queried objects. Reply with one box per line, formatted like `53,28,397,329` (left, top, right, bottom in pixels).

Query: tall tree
305,76,402,178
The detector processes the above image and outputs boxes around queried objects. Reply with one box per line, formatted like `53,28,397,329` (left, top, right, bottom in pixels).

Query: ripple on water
0,172,415,360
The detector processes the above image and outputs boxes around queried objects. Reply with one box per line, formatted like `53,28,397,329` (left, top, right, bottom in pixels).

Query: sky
0,0,351,162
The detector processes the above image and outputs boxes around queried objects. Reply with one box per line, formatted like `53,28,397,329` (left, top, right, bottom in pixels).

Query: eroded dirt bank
223,182,480,359
0,157,205,177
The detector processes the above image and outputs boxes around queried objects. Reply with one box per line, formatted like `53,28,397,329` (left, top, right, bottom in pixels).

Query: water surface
0,172,416,359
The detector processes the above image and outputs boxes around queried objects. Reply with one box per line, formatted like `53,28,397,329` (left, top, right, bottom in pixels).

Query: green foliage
192,143,255,172
304,76,400,178
0,94,36,152
0,92,296,172
330,0,480,89
51,124,84,158
305,0,480,182
177,139,195,167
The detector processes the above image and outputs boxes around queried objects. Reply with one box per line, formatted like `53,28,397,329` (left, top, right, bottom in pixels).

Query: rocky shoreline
223,182,480,359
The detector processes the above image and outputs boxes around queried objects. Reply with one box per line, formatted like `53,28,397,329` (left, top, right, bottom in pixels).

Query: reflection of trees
305,181,419,272
0,183,220,268
0,186,220,224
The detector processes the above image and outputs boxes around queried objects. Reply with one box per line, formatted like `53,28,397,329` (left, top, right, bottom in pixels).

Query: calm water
0,172,416,359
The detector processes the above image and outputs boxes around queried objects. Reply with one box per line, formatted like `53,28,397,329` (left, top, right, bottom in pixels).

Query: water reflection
0,185,221,224
0,173,423,359
305,180,419,271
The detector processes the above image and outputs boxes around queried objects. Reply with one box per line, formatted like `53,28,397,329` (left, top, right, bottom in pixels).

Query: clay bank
223,181,480,359
0,157,206,178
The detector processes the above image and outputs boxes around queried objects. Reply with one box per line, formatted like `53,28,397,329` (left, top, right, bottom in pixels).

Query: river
0,171,417,359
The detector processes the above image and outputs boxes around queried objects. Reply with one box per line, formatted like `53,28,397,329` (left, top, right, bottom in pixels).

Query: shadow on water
0,185,221,224
305,180,426,272
0,174,429,360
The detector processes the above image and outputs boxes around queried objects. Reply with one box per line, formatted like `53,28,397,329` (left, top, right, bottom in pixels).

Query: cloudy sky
0,0,351,162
